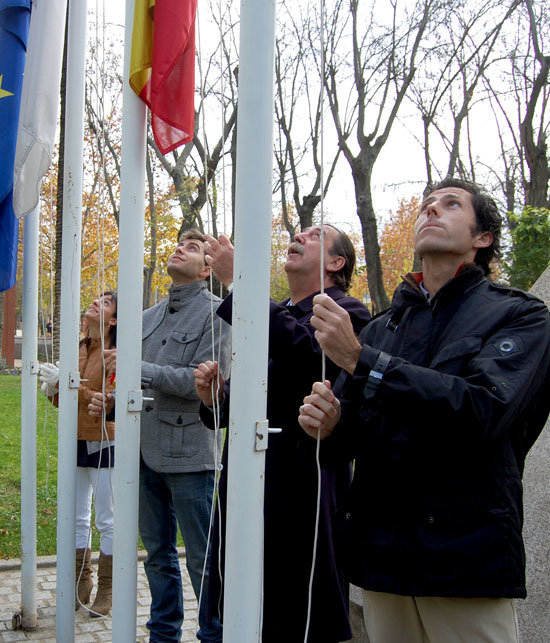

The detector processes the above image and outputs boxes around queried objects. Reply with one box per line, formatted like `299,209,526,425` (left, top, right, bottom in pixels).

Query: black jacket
204,287,371,642
329,265,550,598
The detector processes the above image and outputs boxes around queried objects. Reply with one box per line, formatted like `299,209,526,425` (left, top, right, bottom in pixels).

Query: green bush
508,206,550,291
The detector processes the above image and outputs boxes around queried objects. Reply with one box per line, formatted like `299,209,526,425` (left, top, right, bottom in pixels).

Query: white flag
13,0,67,219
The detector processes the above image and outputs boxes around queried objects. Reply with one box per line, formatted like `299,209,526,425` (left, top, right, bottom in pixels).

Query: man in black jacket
299,178,550,643
194,225,371,642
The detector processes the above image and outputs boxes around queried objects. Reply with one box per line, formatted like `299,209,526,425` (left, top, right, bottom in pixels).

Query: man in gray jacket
90,230,229,642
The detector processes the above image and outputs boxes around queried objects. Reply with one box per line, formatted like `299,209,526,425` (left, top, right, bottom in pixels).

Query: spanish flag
130,0,197,155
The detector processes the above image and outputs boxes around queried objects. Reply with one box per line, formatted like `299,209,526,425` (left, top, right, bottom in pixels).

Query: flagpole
20,205,39,631
111,0,146,638
223,0,276,639
56,0,87,639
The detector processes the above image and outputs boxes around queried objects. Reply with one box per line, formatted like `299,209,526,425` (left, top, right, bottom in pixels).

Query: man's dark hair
327,224,356,291
178,228,208,264
426,177,502,276
179,228,206,244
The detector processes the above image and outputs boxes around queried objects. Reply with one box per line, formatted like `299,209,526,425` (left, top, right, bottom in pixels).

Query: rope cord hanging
75,1,114,615
304,0,326,637
38,167,56,496
213,0,231,620
195,0,227,620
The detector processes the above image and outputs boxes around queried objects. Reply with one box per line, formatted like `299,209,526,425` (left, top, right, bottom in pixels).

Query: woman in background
40,292,117,617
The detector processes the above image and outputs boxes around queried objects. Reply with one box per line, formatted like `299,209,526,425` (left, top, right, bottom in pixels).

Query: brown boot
75,548,93,610
90,552,112,617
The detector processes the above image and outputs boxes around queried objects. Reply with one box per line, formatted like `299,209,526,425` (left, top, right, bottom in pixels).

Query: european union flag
0,0,31,292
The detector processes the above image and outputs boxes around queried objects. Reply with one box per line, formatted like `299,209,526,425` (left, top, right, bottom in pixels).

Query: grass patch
0,374,103,558
0,374,187,559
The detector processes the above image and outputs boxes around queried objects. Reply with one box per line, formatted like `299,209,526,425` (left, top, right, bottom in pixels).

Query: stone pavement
0,550,199,642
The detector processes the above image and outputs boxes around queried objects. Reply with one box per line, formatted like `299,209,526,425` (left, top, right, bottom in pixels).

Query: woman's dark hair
102,291,118,348
425,178,502,276
83,291,118,348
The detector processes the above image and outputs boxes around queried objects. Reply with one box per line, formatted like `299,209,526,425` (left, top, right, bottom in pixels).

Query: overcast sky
100,1,508,239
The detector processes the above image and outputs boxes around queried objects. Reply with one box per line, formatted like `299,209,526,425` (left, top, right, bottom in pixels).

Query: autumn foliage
379,196,419,296
349,197,419,308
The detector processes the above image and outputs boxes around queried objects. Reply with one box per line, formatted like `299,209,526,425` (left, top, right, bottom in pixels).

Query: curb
0,547,186,572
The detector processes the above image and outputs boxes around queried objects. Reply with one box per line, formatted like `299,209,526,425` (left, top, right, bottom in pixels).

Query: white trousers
362,590,519,643
75,467,114,555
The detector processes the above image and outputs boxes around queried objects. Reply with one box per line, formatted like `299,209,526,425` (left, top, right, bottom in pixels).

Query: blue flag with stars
0,0,31,292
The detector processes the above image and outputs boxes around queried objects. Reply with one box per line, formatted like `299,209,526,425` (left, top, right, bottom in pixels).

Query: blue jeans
139,459,222,642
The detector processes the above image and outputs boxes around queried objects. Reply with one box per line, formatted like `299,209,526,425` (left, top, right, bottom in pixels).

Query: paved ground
0,551,199,642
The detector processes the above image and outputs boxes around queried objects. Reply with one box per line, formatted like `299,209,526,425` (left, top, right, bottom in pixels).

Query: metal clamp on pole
255,420,282,451
29,360,39,375
68,371,80,389
127,390,144,413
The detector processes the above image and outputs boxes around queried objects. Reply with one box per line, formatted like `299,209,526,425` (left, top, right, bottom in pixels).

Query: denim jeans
139,459,222,642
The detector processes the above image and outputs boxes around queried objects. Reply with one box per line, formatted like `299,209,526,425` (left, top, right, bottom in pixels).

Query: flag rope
196,2,226,626
75,1,115,616
304,0,327,637
38,170,56,497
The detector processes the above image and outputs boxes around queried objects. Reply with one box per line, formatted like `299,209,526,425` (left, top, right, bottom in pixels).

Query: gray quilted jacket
140,280,230,473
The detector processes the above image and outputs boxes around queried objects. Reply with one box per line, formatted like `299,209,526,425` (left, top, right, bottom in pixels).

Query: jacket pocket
158,410,200,458
167,331,199,365
430,336,482,372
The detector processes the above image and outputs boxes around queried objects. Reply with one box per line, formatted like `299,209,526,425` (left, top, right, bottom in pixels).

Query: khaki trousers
362,590,519,643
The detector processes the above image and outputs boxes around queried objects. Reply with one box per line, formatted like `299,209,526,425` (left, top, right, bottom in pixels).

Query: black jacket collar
284,286,347,314
399,264,485,310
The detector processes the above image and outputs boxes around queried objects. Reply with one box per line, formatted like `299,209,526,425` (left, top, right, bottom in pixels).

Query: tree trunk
143,150,157,310
297,195,319,231
351,159,390,313
523,132,550,208
230,123,237,235
53,8,69,362
520,1,550,209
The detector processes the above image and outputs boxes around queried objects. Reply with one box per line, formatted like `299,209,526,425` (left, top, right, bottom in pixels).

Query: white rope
304,0,326,638
213,0,232,623
38,179,56,496
196,1,227,624
76,1,114,615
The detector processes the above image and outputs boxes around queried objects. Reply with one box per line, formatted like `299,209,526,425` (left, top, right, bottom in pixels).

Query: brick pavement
0,551,199,642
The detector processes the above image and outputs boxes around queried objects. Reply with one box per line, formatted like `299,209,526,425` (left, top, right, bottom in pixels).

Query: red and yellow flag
130,0,197,155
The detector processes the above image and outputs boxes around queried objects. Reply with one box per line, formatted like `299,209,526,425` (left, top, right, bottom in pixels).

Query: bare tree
411,0,520,188
321,0,433,312
274,3,341,238
520,0,549,208
482,0,549,211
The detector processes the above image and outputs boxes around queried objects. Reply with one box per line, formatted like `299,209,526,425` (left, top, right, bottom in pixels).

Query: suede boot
75,548,93,610
90,552,112,617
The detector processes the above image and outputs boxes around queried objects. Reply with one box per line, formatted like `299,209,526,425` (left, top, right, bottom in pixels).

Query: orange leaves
379,196,419,297
349,196,419,306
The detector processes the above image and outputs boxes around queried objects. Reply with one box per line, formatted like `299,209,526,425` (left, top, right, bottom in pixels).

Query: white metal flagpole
111,0,147,639
56,0,87,639
16,0,67,630
19,205,39,631
223,0,276,639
